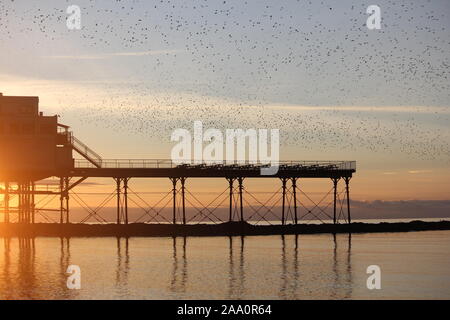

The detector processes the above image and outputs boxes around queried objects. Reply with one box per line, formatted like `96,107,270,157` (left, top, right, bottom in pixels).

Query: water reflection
0,233,360,299
116,237,130,288
165,233,353,299
332,233,339,298
58,237,71,299
60,237,70,278
0,237,78,299
227,236,246,299
330,233,353,299
279,234,303,299
280,235,288,298
17,238,36,299
170,236,188,293
2,238,12,299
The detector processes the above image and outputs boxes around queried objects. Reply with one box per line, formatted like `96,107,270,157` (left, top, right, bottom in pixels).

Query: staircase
70,135,103,168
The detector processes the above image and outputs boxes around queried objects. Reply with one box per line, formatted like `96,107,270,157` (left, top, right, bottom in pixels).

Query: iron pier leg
116,178,121,225
22,183,25,223
28,182,32,223
60,178,64,224
180,177,186,225
17,184,20,223
227,178,234,221
345,177,351,224
16,184,19,223
17,184,21,223
64,177,69,224
281,178,287,225
228,178,234,222
25,183,28,223
292,178,298,225
124,178,129,225
18,184,21,223
23,183,27,223
238,177,244,222
4,182,9,223
27,182,30,223
332,178,339,224
21,183,25,223
31,182,35,224
171,178,178,225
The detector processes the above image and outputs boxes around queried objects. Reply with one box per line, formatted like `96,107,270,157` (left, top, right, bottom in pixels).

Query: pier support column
332,178,339,224
21,183,25,223
59,178,63,224
116,178,122,225
124,178,129,225
115,177,129,225
59,178,70,224
345,177,351,224
27,182,32,223
17,183,21,223
4,182,9,223
180,177,186,225
16,182,34,224
22,183,25,223
17,184,20,223
22,183,27,223
171,178,178,224
64,178,69,224
281,178,287,225
31,182,35,224
292,178,298,225
227,178,235,222
23,183,27,223
238,177,244,222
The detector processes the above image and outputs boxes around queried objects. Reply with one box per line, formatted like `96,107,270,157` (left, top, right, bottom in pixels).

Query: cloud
109,50,180,56
45,55,105,60
351,199,450,219
408,170,432,174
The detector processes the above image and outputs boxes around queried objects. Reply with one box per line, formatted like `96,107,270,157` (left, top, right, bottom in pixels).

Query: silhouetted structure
0,95,356,226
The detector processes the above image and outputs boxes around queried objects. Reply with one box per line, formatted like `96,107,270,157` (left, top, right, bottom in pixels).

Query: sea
0,218,449,299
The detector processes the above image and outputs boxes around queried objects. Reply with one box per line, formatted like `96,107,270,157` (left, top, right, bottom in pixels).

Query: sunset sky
1,0,449,221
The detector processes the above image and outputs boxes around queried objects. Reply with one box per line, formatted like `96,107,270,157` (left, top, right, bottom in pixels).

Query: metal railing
71,136,103,168
74,159,356,171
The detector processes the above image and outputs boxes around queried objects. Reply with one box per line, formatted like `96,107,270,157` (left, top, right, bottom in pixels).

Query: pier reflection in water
1,231,449,299
170,236,188,293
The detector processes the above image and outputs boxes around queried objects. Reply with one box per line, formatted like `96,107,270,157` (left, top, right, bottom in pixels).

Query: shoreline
0,220,449,237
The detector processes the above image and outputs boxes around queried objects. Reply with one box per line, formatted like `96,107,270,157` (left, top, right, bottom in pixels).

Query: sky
0,0,449,221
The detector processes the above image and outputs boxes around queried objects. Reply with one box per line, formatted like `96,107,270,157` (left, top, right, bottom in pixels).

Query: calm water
0,231,449,299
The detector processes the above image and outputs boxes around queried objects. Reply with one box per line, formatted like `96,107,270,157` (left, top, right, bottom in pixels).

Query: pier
0,94,356,227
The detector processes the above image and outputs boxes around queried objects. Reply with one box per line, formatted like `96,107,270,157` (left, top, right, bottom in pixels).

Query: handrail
71,136,103,168
74,159,356,170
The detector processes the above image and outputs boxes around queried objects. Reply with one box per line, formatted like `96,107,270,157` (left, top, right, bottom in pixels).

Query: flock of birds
0,0,449,162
